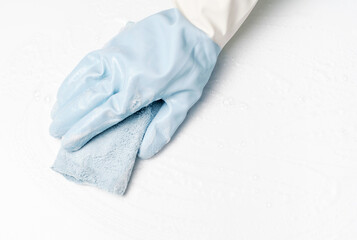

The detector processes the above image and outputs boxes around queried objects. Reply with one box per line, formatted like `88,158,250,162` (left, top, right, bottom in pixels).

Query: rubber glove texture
50,8,220,159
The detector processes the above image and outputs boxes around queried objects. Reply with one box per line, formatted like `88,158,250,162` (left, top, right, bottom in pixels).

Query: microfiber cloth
52,101,162,195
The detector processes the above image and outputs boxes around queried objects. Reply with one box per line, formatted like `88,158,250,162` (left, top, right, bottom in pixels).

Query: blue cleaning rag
52,101,162,195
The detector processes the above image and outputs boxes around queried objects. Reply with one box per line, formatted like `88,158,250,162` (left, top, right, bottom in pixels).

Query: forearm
173,0,258,48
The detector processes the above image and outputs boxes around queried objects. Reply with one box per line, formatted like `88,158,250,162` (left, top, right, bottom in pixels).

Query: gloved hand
50,9,220,159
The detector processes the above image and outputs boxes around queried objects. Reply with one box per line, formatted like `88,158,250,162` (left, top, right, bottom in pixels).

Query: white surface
174,0,258,47
1,0,357,239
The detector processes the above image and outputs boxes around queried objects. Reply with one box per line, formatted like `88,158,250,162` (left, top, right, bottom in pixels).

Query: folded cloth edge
51,101,162,195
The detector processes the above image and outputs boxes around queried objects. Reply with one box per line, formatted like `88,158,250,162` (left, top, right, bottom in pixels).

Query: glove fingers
53,21,136,117
61,91,144,152
49,79,114,138
138,91,199,159
52,51,107,118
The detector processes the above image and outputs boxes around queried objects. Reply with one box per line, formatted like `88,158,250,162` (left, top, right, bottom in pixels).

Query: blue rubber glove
50,9,220,159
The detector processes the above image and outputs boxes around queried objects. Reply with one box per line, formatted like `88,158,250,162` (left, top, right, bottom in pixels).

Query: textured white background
1,0,357,239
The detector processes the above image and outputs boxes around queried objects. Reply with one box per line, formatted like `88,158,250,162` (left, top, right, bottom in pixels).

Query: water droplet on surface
298,96,305,102
44,96,51,103
33,90,40,101
238,102,248,110
223,97,233,106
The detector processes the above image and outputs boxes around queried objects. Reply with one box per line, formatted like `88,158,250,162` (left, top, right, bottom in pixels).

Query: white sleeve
173,0,258,48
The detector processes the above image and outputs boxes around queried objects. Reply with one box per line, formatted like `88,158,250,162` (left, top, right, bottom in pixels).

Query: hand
50,9,220,159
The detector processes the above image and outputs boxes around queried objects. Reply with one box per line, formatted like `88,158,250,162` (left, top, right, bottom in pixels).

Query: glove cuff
173,0,258,48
